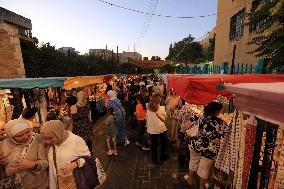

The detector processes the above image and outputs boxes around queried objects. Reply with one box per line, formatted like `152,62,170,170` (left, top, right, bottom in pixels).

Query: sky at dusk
1,0,218,59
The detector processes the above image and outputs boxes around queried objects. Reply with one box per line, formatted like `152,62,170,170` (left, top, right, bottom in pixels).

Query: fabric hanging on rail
215,110,245,189
215,110,238,174
241,124,257,189
259,126,278,189
232,111,245,189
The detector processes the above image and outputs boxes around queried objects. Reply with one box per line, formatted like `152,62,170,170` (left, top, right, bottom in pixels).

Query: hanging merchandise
33,88,48,124
0,93,13,126
11,89,24,120
273,128,284,189
214,110,245,188
242,123,257,189
260,125,278,189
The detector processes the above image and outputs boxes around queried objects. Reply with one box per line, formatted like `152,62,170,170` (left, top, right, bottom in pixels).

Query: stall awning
64,76,105,89
224,82,284,125
0,78,66,89
167,74,284,105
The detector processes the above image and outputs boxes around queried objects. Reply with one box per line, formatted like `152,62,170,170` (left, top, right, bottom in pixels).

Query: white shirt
146,106,167,134
48,132,90,188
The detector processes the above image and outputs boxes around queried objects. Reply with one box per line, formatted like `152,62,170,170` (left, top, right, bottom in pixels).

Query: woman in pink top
134,95,150,151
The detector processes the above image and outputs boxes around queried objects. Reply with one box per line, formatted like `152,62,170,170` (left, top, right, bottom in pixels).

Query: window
229,9,245,40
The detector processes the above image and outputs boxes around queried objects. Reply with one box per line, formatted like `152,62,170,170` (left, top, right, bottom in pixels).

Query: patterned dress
72,104,93,142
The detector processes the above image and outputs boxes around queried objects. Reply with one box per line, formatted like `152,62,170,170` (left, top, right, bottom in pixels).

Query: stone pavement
92,117,191,189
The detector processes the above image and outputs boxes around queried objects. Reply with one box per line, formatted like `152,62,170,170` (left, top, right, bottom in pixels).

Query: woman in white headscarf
40,120,92,189
0,119,48,189
70,91,94,152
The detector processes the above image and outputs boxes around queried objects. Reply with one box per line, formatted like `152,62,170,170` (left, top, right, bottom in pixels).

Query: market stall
166,74,284,189
167,74,284,105
64,75,105,90
221,82,284,189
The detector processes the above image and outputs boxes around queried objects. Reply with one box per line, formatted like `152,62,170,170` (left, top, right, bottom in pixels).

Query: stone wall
214,0,259,66
0,7,32,30
0,22,26,78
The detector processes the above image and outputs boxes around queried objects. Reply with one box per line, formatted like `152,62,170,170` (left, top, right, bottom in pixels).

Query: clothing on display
242,124,257,189
260,126,278,189
33,89,48,123
214,111,245,188
273,128,284,189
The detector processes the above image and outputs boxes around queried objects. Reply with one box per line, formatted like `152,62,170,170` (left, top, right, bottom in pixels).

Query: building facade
0,7,32,78
89,49,113,60
59,47,79,55
89,49,142,64
118,51,142,64
214,0,263,70
199,27,216,54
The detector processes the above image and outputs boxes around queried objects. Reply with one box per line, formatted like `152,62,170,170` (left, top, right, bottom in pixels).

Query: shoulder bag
185,119,200,138
73,156,106,189
52,145,77,189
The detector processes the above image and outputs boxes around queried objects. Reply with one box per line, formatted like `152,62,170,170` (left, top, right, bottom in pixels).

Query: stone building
214,0,264,70
59,47,79,55
118,51,142,64
89,49,113,60
0,7,32,78
199,27,216,54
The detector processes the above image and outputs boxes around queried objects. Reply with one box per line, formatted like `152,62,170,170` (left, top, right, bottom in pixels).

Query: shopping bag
73,156,105,189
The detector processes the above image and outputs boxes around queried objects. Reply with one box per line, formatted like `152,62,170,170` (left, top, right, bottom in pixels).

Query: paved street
92,117,190,189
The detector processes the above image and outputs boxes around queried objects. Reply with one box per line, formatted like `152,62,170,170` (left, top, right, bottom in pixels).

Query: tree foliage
205,34,215,61
21,39,142,77
248,0,284,70
165,35,205,64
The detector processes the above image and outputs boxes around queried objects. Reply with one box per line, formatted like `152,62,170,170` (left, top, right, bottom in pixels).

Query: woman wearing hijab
0,119,48,189
40,120,91,189
107,90,130,147
70,91,94,152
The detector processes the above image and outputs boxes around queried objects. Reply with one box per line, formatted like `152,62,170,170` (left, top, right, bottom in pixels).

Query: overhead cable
97,0,242,19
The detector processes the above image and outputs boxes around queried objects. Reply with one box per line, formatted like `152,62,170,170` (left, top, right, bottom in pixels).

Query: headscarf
76,91,87,107
40,120,69,145
4,118,31,145
107,90,117,100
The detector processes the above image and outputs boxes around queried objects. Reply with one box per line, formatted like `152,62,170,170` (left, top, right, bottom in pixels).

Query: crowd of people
0,74,229,189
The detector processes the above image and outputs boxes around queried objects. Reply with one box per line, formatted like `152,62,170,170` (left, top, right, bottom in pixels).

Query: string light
97,0,243,19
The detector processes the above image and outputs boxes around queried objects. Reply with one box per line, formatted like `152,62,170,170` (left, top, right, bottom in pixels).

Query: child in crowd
105,108,118,156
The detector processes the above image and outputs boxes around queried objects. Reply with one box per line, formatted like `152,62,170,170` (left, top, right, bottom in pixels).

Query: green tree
166,35,204,64
248,0,284,70
143,57,149,60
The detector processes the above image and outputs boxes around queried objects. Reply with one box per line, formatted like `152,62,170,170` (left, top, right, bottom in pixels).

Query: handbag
52,145,77,189
185,119,200,138
73,156,105,189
